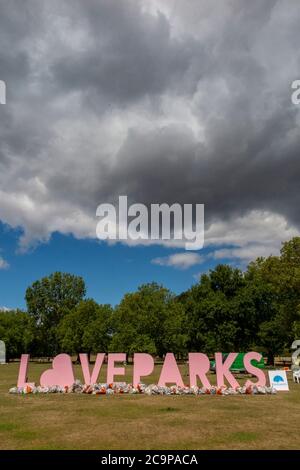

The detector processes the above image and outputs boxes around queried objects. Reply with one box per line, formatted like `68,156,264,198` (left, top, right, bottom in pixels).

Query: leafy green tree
257,319,286,365
209,264,245,297
232,265,278,352
110,283,188,359
292,319,300,338
181,252,300,362
25,272,86,355
0,310,35,361
244,238,300,362
181,265,246,353
58,299,113,360
276,238,300,342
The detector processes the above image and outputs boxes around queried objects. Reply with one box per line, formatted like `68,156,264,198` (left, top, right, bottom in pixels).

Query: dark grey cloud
104,101,300,224
0,0,299,256
52,0,198,106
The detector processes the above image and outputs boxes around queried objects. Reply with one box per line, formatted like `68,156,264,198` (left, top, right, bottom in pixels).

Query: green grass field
0,362,300,450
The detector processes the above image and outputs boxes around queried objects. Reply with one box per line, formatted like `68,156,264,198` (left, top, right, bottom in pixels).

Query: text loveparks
15,351,266,389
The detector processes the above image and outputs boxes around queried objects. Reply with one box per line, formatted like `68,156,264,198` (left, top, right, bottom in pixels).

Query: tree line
1,237,300,364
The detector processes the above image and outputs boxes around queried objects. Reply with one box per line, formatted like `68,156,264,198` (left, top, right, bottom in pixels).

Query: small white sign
268,370,289,391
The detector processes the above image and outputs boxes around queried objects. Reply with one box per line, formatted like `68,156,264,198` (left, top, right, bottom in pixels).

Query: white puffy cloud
151,210,300,270
205,210,300,260
152,252,203,269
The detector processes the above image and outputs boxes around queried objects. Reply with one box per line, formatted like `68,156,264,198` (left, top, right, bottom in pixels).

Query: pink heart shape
40,354,75,388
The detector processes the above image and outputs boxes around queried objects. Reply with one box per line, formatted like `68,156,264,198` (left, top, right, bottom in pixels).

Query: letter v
80,353,105,385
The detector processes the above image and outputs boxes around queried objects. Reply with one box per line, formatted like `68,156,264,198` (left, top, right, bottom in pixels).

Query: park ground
0,362,300,450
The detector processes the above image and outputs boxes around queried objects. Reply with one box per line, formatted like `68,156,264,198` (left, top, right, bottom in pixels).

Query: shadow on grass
159,407,180,412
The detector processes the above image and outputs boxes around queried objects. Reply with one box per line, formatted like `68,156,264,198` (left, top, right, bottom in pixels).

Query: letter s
244,352,266,387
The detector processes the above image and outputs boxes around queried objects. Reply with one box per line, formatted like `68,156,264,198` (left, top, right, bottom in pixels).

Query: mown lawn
0,362,299,450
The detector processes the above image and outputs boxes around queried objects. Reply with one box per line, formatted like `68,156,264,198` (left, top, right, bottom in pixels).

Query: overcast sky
0,0,300,304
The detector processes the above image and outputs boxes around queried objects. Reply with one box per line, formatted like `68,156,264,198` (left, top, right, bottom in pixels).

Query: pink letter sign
188,353,211,389
244,351,266,387
158,353,184,387
80,353,105,385
16,350,268,392
107,353,126,383
40,354,75,388
215,352,239,388
17,354,35,388
133,353,154,387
